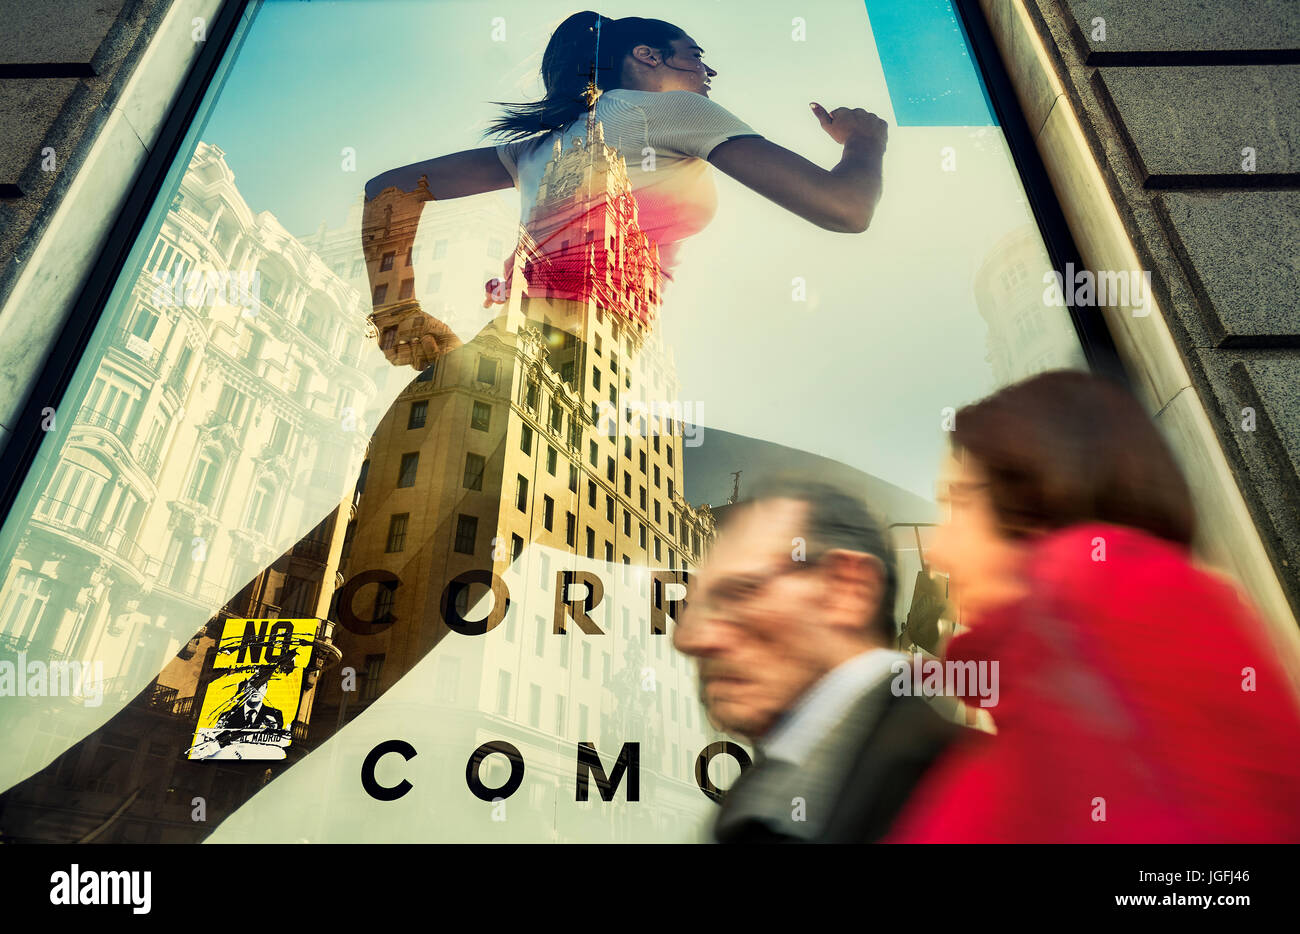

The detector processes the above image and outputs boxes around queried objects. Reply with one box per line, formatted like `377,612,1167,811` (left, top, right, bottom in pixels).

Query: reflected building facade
0,142,371,841
974,225,1087,384
308,111,728,839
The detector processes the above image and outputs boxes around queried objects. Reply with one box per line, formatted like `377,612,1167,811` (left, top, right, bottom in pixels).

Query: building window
529,684,541,727
471,401,491,431
385,513,409,552
543,495,555,531
397,452,419,487
408,400,427,429
639,523,647,548
416,362,435,382
639,486,646,510
454,515,478,554
362,654,385,702
654,500,661,523
550,402,563,433
398,278,414,300
653,465,660,487
585,527,595,559
639,450,646,473
604,542,613,562
592,366,601,390
340,520,357,563
516,475,528,512
568,463,578,492
380,251,395,272
187,449,223,506
565,512,576,546
589,440,598,467
463,452,485,490
496,670,511,716
623,510,631,536
520,423,533,455
606,456,615,483
511,534,524,562
373,584,396,627
623,471,631,496
373,284,388,304
587,481,596,508
666,445,673,466
546,445,557,475
605,495,614,522
477,357,497,385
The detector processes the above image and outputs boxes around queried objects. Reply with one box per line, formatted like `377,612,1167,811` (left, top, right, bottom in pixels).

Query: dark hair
486,12,686,143
951,369,1196,546
737,473,899,646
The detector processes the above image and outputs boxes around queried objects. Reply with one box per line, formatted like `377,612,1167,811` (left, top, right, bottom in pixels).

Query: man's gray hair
737,472,898,645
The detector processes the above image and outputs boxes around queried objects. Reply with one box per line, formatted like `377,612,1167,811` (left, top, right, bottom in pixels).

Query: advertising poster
0,0,1089,843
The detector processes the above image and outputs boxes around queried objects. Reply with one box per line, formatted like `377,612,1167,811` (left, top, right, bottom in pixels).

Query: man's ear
821,549,885,635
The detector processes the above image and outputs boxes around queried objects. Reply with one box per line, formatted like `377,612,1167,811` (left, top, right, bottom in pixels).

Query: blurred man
674,475,961,843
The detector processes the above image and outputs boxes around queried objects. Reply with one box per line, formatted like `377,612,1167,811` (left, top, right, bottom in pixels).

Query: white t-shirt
495,89,763,282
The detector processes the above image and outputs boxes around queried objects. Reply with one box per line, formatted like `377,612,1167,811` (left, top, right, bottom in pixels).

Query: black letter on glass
337,569,401,636
441,569,511,636
466,740,525,801
695,741,752,803
575,741,639,801
361,739,417,801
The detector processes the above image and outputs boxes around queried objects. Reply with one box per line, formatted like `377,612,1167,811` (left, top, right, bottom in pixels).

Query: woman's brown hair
951,369,1196,546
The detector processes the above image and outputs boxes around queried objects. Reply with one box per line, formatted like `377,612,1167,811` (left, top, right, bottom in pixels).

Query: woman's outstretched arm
708,104,887,234
364,146,515,201
360,148,515,369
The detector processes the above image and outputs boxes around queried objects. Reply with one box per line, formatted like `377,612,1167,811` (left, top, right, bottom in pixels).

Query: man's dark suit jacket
714,677,963,843
216,703,285,731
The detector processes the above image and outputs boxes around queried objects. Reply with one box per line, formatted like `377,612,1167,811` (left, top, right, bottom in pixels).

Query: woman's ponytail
486,12,685,144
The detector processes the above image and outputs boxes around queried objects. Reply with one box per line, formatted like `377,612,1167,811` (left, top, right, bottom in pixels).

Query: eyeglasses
688,556,822,617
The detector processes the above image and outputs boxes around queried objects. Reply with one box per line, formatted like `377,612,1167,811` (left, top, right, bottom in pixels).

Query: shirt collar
758,648,908,767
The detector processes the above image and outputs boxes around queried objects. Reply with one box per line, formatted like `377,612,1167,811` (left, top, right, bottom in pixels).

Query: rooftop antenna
728,470,742,504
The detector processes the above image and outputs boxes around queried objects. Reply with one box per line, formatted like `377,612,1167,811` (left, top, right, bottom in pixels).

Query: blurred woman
887,369,1300,843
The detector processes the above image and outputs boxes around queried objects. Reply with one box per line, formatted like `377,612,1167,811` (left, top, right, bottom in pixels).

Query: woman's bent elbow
822,205,874,234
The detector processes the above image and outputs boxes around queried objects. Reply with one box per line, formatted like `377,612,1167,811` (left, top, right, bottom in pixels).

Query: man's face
673,499,835,740
246,682,266,706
